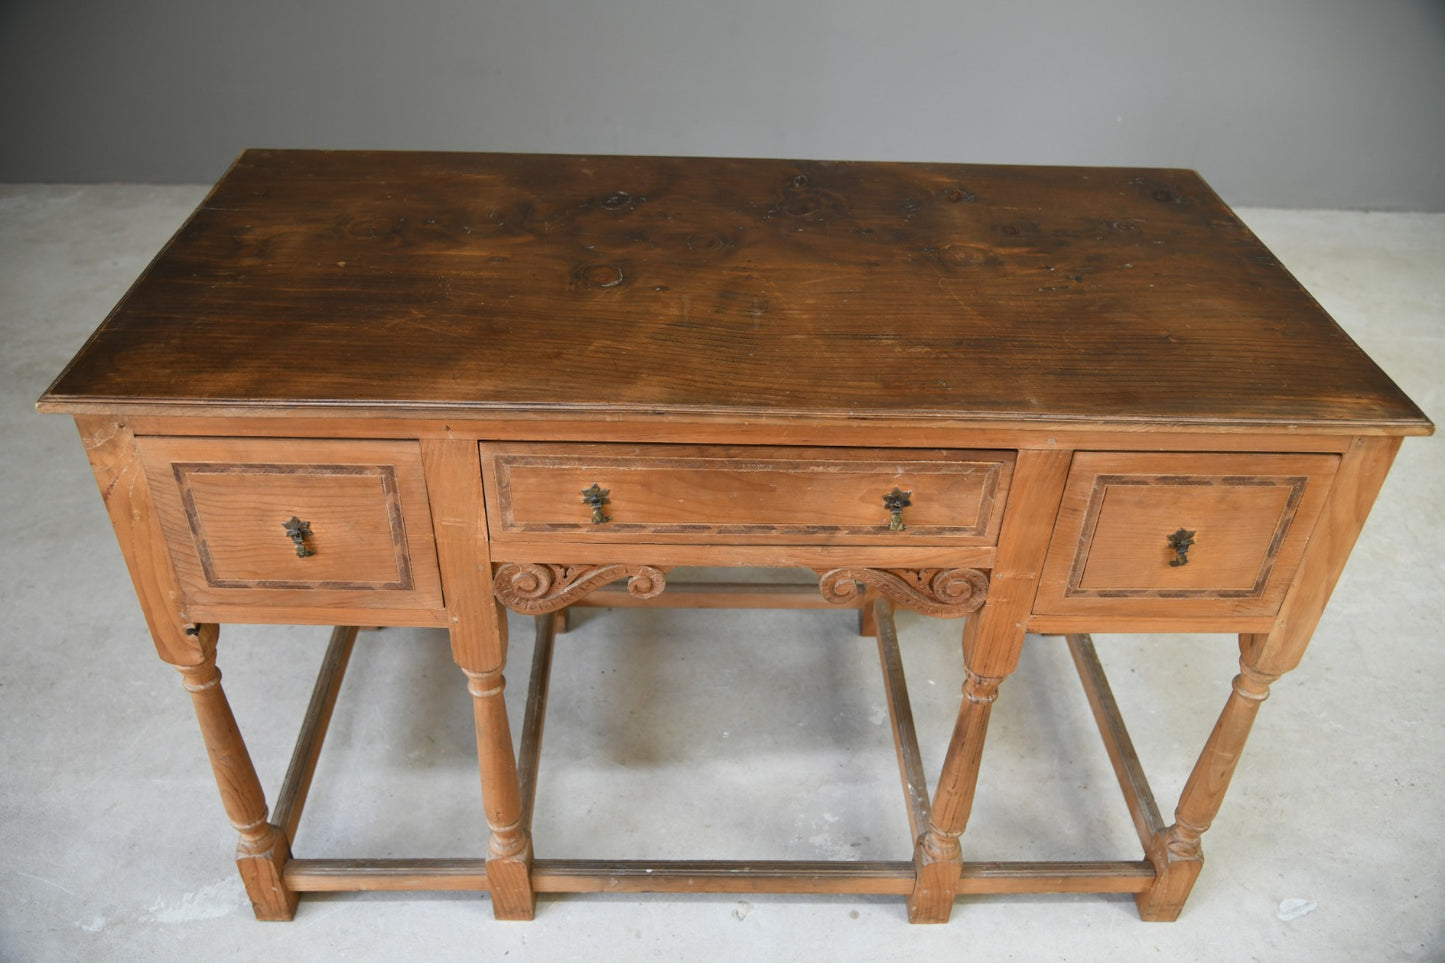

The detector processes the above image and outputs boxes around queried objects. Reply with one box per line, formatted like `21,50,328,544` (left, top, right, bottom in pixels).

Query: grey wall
2,0,1442,209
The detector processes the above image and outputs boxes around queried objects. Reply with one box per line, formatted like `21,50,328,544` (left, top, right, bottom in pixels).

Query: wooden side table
38,151,1431,923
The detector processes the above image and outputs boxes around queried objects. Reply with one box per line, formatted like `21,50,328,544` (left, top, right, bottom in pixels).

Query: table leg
908,648,1004,922
171,624,298,921
423,437,535,919
1137,639,1280,920
1137,435,1400,919
461,641,535,920
908,448,1074,923
74,418,297,919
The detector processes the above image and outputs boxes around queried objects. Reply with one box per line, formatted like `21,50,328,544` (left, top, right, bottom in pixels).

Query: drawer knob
581,484,612,524
282,516,316,558
1167,527,1196,567
883,487,913,532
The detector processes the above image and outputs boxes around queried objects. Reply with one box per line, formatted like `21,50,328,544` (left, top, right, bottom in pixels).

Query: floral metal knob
283,516,315,557
1167,527,1196,567
581,484,611,524
883,488,912,532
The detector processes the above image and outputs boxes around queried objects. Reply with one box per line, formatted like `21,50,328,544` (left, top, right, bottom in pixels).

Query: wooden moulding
1063,634,1166,853
282,858,1157,897
286,858,491,892
499,570,987,619
873,600,932,840
571,581,837,610
277,618,1168,905
479,443,1013,545
105,414,1413,452
272,626,360,843
955,861,1155,895
517,612,558,831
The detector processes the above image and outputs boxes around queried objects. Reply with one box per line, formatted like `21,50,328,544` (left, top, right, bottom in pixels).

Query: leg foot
1136,657,1277,920
907,831,962,923
176,629,297,921
236,831,300,921
485,837,537,920
466,667,536,920
908,667,1002,923
1135,823,1203,921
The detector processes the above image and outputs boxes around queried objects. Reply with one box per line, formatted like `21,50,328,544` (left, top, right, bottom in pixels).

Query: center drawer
481,443,1014,544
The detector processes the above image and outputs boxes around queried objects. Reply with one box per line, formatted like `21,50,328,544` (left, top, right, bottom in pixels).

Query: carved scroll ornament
818,567,989,618
493,562,666,614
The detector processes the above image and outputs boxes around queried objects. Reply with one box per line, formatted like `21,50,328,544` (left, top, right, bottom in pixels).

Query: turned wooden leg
173,625,298,921
908,665,1003,922
463,661,536,920
908,449,1073,923
422,438,535,919
1137,649,1280,921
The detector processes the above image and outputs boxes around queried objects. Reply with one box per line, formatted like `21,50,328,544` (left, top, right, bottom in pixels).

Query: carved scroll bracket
493,562,667,615
818,567,989,618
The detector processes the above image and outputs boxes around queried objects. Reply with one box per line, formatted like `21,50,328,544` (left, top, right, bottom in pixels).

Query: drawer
481,443,1014,544
139,437,443,613
1035,452,1339,618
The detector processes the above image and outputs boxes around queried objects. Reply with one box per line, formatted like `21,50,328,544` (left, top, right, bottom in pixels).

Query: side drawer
138,437,444,614
1034,452,1339,618
481,443,1014,544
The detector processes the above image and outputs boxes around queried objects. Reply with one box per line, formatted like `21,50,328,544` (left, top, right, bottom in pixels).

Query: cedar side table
38,151,1431,923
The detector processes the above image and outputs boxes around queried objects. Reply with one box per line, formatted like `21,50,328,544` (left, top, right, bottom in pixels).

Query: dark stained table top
40,150,1430,432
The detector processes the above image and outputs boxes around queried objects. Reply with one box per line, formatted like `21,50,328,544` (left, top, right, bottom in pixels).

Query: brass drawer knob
1167,527,1196,567
283,516,315,557
581,484,611,524
883,487,912,532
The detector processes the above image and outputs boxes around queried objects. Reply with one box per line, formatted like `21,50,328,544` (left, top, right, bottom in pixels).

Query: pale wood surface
139,436,443,611
74,417,198,663
1036,452,1339,618
874,601,932,842
908,448,1075,923
419,437,535,919
1065,634,1166,852
44,153,1431,925
1249,435,1404,675
175,625,297,921
482,443,1012,543
272,626,359,844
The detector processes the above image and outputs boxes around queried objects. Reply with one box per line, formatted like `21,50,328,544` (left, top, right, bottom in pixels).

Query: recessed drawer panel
481,443,1014,544
139,437,443,612
1035,452,1339,618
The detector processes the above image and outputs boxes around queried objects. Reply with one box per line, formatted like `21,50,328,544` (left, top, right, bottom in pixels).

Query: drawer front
139,437,443,612
1035,452,1339,618
482,443,1014,544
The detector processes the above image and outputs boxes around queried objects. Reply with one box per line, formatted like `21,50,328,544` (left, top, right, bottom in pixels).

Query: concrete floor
1,185,1441,962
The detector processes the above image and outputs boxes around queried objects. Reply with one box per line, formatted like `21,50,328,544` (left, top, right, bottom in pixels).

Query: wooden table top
40,150,1430,433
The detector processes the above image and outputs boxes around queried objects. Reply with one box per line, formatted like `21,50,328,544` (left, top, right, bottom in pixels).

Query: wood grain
43,154,1431,925
908,448,1074,923
1036,452,1339,618
39,151,1431,434
420,437,535,920
73,417,198,662
273,626,359,844
138,436,443,611
483,443,1012,543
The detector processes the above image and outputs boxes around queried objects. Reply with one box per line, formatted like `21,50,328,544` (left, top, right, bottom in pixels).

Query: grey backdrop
2,0,1442,209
